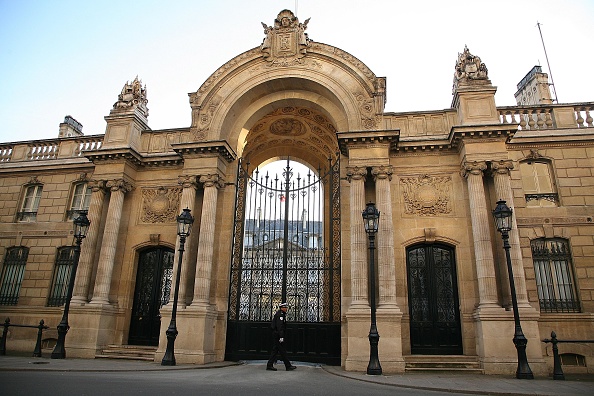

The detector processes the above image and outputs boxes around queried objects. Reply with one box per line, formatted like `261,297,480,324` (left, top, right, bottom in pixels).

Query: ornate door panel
226,158,341,364
128,247,174,346
407,244,462,355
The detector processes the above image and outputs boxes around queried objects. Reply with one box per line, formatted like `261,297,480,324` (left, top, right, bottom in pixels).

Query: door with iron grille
129,247,174,346
407,244,462,355
226,157,341,364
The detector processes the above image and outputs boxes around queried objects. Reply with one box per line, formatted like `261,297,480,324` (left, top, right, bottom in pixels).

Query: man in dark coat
266,302,296,371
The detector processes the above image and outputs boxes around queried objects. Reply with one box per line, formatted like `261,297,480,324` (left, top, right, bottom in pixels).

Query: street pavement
0,355,592,395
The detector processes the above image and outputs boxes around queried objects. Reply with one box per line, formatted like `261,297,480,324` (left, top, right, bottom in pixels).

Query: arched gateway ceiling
242,106,338,168
187,10,386,164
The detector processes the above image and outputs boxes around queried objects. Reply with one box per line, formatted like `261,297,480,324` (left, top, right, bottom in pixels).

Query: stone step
404,355,484,374
95,345,157,362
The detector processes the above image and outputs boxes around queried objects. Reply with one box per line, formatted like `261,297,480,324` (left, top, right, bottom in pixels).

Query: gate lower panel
225,321,340,365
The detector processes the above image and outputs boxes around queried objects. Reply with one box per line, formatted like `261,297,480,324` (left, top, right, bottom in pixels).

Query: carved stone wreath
401,175,452,216
140,187,182,223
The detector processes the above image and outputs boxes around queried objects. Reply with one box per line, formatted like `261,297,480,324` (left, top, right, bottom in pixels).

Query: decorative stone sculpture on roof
452,46,490,92
112,76,149,117
261,9,310,66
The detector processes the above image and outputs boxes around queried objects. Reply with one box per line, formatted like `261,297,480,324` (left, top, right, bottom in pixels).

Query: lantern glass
362,202,380,234
73,210,91,239
177,208,194,237
492,200,513,233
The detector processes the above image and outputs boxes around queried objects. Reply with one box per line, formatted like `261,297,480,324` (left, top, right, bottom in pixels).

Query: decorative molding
460,161,487,178
517,216,594,226
112,76,149,117
260,10,310,67
140,186,182,224
106,179,134,193
178,175,198,189
200,174,225,189
371,165,393,181
401,174,452,216
490,159,514,176
345,166,367,182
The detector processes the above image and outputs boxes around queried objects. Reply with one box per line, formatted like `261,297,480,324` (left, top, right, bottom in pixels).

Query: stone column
491,160,529,306
89,179,133,305
176,175,198,306
461,161,498,308
346,166,368,309
71,180,106,305
191,174,224,307
372,165,398,309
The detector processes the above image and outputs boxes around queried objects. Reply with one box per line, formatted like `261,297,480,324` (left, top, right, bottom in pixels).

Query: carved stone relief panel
400,174,452,216
140,186,182,224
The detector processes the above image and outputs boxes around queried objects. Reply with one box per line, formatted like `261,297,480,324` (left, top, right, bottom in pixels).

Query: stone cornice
171,140,237,163
449,124,517,146
336,130,399,156
85,147,184,168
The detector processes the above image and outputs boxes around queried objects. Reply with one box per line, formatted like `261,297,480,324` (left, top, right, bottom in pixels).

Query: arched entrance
225,108,341,364
129,247,175,346
407,243,463,355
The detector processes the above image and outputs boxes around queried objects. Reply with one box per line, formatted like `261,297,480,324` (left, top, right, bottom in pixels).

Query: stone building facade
1,10,593,375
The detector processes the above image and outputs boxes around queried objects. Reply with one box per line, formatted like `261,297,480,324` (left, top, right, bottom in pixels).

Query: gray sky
1,0,593,143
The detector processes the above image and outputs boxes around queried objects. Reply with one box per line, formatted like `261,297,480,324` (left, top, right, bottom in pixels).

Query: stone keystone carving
261,9,310,66
112,76,149,117
452,46,490,92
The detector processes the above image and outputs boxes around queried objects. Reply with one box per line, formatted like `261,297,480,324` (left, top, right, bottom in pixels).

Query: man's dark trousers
267,332,291,368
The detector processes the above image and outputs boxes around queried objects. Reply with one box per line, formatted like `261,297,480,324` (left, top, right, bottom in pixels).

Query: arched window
531,238,580,312
520,160,558,207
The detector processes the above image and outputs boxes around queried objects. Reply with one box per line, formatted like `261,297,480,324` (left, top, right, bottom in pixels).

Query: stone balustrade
0,135,103,163
498,102,594,130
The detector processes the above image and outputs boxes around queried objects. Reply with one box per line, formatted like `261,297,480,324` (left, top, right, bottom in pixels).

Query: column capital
346,166,367,182
371,165,393,181
460,161,487,178
200,174,225,189
178,175,199,189
106,178,134,193
88,179,107,192
490,159,515,176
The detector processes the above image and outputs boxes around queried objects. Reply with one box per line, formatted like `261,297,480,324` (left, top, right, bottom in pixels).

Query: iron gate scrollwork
226,157,341,364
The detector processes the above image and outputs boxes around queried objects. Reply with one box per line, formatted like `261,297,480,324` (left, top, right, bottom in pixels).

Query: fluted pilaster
461,162,498,307
72,180,106,304
176,175,198,306
372,165,399,309
191,174,224,307
89,179,133,305
491,160,529,305
346,166,368,308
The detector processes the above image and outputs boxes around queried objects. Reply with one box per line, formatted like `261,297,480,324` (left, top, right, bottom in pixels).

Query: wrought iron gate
129,247,174,346
407,244,462,355
225,157,341,364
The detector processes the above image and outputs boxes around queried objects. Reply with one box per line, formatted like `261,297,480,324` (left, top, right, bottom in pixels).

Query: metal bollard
33,319,48,358
550,331,565,380
0,318,9,355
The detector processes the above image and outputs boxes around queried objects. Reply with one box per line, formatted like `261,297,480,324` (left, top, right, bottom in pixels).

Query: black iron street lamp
162,207,194,366
362,202,382,375
51,210,90,359
492,200,534,379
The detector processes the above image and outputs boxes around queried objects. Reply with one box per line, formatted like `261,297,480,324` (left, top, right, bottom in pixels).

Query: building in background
1,9,593,376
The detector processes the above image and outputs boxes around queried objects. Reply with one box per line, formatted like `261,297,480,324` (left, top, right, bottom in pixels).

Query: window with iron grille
67,182,92,220
0,246,29,305
531,238,580,313
520,160,558,207
47,247,75,307
17,184,43,222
